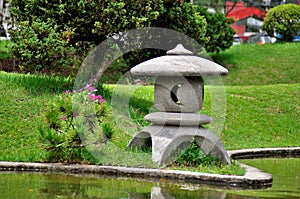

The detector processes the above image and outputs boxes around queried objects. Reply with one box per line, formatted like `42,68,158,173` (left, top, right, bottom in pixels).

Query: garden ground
0,42,299,175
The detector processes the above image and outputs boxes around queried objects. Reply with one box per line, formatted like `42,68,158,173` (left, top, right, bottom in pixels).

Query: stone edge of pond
0,147,299,189
228,147,300,160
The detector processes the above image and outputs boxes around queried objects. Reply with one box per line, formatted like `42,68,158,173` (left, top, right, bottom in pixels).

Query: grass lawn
0,72,69,162
213,42,300,85
223,84,299,149
0,42,299,175
110,83,299,150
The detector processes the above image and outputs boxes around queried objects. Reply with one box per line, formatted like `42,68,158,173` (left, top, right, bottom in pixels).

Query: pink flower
61,116,67,120
85,84,92,89
96,95,103,99
88,86,96,92
99,99,106,103
84,84,96,92
88,94,97,101
64,90,70,94
73,90,77,93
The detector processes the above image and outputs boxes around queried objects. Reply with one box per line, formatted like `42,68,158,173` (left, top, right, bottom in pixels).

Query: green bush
197,7,235,53
262,4,300,42
9,18,78,75
9,0,234,74
175,142,223,167
39,84,112,163
9,0,165,74
123,0,208,69
0,40,11,59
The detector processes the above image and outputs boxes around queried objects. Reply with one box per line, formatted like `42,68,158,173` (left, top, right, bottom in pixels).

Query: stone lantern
127,44,230,166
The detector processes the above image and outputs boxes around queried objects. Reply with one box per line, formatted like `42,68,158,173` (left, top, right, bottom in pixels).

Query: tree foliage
9,0,234,74
197,6,235,53
122,0,208,69
262,3,300,42
9,18,77,74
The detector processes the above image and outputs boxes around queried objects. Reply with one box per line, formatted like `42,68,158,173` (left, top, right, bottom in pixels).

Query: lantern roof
130,44,228,76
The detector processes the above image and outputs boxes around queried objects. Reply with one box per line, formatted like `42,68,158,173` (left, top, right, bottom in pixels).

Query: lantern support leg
127,124,231,166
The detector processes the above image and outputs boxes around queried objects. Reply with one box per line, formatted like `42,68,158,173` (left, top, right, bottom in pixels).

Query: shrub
175,141,223,167
101,122,114,139
39,84,112,163
9,18,78,75
262,4,300,42
9,0,165,74
197,7,236,53
123,0,208,69
9,0,234,74
120,3,235,70
0,40,10,59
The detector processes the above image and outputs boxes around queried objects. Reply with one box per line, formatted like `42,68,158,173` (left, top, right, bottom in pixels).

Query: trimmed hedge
263,3,300,42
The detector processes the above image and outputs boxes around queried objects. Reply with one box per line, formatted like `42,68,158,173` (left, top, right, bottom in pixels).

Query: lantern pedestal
128,121,230,166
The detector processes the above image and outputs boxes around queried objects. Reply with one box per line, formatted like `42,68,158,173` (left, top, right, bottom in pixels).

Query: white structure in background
0,0,13,40
262,0,271,7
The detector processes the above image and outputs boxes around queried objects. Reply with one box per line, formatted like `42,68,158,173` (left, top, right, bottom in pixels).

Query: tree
121,0,208,69
262,3,300,42
197,6,235,52
9,0,233,75
123,2,235,69
9,0,209,74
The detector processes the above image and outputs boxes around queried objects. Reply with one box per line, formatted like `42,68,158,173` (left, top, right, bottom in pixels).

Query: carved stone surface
130,44,228,77
145,112,212,126
128,44,230,166
130,55,228,76
154,76,203,113
127,125,231,166
166,44,193,55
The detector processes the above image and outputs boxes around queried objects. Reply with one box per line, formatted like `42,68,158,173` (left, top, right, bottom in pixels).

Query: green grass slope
0,72,69,161
223,84,299,149
213,43,300,85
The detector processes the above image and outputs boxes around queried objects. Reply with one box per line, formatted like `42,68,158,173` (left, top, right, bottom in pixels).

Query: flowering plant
39,84,113,163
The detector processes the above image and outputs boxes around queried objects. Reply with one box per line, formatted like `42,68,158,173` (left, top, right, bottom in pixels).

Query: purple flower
99,98,106,103
88,94,97,101
61,116,67,120
64,90,70,94
84,84,97,92
96,95,103,99
88,86,96,92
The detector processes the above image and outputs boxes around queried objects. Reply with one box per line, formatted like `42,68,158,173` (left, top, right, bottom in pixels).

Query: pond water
0,158,299,199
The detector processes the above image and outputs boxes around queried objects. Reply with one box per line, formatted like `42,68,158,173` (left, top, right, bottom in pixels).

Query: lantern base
127,124,231,166
144,112,212,126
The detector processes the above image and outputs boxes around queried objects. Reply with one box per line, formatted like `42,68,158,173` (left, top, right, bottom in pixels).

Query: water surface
0,158,299,198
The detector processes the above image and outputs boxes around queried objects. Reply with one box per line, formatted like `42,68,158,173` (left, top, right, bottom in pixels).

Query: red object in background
226,2,267,35
232,23,245,35
227,7,267,21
